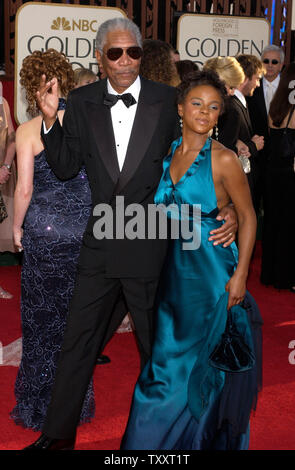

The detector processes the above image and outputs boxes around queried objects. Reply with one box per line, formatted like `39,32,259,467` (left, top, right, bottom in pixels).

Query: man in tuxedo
247,45,284,213
24,18,237,450
233,54,264,214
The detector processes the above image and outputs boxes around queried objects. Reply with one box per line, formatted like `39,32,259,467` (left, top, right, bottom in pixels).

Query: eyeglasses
103,46,143,61
263,59,279,65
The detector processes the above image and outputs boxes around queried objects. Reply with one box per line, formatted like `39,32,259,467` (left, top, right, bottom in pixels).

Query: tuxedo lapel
85,78,164,193
115,78,164,194
233,95,253,135
86,82,120,184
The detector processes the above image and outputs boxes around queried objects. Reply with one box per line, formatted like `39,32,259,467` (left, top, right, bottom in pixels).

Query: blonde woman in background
74,67,97,88
203,56,250,159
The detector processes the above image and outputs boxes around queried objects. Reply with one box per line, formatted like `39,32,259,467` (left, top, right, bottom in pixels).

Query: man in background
247,45,284,215
233,54,264,215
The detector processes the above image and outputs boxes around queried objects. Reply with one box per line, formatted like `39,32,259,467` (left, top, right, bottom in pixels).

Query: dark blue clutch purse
208,307,255,373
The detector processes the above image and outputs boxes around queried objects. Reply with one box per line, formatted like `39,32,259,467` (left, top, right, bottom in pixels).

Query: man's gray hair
261,44,285,63
95,17,142,51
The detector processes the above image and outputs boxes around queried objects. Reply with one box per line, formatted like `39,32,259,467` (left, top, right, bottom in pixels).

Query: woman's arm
218,149,257,309
13,125,35,250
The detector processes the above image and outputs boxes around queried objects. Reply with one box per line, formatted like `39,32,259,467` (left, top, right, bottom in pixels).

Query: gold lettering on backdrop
72,20,98,32
50,17,98,33
72,19,80,31
51,17,70,31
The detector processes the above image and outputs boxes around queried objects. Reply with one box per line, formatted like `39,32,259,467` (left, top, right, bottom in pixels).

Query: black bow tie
103,92,136,108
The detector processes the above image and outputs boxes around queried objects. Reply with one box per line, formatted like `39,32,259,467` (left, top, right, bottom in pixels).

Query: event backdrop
177,14,270,67
15,3,271,124
15,2,125,124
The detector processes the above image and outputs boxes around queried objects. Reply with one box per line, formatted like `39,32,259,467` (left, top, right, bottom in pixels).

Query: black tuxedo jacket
42,77,180,278
216,96,242,152
247,80,268,139
231,95,263,212
247,79,271,159
231,95,258,160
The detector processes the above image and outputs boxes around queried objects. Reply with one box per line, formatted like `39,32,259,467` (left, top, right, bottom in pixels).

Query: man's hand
0,166,11,184
209,205,238,247
236,139,250,158
36,74,59,130
251,134,264,151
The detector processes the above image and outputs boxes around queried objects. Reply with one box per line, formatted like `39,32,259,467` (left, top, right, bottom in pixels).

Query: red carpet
0,242,294,450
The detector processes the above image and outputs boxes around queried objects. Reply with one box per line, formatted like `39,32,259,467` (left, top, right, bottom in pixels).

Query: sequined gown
121,137,262,450
10,99,95,430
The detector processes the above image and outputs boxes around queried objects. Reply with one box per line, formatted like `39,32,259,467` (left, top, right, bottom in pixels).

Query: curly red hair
20,49,74,116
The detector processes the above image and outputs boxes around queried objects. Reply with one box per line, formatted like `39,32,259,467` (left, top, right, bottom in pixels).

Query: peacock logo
51,17,71,31
50,17,98,32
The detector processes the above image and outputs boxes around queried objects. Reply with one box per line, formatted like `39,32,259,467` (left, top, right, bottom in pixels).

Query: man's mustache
115,70,137,74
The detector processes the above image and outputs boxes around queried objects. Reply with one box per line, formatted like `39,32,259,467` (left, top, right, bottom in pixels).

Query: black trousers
43,246,159,439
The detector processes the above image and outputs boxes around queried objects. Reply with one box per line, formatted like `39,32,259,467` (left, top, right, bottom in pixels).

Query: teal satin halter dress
121,137,262,450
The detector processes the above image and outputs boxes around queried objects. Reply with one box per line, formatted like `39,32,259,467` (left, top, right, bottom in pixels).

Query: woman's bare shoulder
212,139,238,163
16,116,42,138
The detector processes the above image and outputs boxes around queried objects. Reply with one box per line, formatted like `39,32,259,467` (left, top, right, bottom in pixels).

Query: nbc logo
50,17,98,32
51,17,71,31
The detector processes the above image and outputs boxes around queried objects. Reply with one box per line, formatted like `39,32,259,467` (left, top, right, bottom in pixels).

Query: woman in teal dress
121,70,262,450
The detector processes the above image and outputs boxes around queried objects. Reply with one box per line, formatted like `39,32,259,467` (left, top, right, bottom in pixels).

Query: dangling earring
179,117,183,129
214,124,219,140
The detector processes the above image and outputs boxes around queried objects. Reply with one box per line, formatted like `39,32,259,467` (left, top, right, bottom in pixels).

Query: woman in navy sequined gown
11,50,95,431
121,70,262,450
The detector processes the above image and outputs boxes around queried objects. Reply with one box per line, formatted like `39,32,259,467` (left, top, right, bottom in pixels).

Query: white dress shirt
107,76,141,171
234,89,247,108
263,75,280,114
